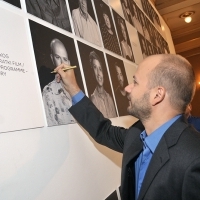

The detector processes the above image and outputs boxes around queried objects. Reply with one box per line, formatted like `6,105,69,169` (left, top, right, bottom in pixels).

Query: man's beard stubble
127,91,152,122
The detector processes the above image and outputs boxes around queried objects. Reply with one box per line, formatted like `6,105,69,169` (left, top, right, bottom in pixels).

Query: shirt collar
140,115,181,153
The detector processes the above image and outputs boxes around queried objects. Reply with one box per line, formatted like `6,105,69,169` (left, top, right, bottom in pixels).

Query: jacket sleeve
182,157,200,199
69,96,144,153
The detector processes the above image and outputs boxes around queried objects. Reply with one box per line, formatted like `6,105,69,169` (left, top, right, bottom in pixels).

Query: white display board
0,7,45,133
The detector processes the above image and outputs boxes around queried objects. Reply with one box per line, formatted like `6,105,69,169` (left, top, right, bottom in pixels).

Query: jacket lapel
137,116,188,200
137,138,169,200
123,129,143,166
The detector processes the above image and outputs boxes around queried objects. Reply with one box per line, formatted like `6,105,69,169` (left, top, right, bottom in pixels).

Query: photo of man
153,11,161,29
68,0,101,46
113,10,134,62
120,0,134,26
130,1,143,34
147,22,156,46
78,41,117,118
42,39,76,126
25,0,71,32
29,20,84,126
138,31,148,59
1,0,21,8
154,28,161,48
106,54,129,116
138,9,150,41
141,0,149,18
93,0,121,55
146,39,154,56
162,38,170,54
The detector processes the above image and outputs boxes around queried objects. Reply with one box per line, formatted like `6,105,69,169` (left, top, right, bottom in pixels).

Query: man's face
125,56,160,121
115,65,124,88
51,43,70,67
92,59,104,87
120,22,127,41
103,13,111,30
124,0,128,7
79,0,87,14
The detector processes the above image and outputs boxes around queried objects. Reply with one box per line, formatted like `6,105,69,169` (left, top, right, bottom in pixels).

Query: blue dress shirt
72,90,85,105
135,115,181,199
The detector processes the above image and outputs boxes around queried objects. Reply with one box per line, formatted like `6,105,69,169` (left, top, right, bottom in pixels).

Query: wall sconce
179,11,195,23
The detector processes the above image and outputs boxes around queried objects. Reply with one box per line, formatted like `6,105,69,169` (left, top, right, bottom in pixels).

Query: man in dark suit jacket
54,54,200,200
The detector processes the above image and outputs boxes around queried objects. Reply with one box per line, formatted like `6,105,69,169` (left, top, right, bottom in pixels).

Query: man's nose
125,83,133,93
63,59,70,65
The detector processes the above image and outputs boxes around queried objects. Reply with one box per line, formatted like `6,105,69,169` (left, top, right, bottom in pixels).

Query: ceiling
152,0,200,57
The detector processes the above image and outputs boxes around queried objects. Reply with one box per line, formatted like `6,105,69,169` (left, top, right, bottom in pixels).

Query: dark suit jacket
69,96,200,200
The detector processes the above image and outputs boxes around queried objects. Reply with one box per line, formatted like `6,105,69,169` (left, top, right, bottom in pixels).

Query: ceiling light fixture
180,11,195,23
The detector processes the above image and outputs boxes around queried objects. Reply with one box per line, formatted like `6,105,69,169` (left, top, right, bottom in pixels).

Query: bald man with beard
42,38,76,126
55,54,200,200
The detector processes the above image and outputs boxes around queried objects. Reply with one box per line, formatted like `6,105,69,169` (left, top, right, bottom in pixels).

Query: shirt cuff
72,91,85,105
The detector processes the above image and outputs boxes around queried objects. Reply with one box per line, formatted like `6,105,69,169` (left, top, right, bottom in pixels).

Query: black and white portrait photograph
138,31,148,59
145,17,155,45
130,1,143,34
141,0,149,17
153,45,160,55
68,0,101,46
1,0,21,8
141,0,152,22
106,54,129,116
78,41,117,118
148,22,156,46
153,27,161,48
126,22,143,64
137,7,146,36
156,31,164,52
146,39,154,56
153,11,161,29
112,10,134,62
162,38,170,54
93,0,121,55
25,0,71,32
148,1,155,23
148,3,155,23
138,9,150,41
29,20,84,126
120,0,134,26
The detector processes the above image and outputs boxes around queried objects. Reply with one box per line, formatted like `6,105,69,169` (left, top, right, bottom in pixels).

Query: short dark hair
148,54,196,112
89,51,102,69
100,3,108,16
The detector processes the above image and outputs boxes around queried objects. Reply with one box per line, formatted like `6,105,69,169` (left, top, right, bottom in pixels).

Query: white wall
0,117,138,200
0,0,175,199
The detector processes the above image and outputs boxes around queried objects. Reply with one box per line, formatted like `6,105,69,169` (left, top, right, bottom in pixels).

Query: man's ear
151,86,166,106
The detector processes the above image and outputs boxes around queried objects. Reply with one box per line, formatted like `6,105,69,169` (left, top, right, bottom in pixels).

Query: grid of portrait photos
0,0,170,128
119,0,170,58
